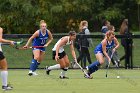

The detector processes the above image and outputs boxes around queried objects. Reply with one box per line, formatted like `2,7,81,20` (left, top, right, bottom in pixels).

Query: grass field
0,69,140,93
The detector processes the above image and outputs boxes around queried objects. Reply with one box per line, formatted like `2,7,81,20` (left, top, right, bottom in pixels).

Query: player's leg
28,49,41,76
0,57,13,90
86,53,104,76
46,51,66,75
59,55,70,79
85,47,92,64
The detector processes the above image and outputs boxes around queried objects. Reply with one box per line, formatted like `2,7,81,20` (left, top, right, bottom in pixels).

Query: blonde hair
40,20,47,27
105,31,115,40
79,20,88,31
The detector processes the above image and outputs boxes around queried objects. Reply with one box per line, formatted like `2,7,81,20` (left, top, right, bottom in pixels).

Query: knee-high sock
48,64,61,70
33,61,40,72
29,59,39,72
88,61,100,74
60,67,68,77
1,71,8,86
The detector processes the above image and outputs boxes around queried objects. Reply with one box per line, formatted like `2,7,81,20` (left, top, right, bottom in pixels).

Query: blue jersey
32,30,49,51
94,39,115,54
32,30,49,46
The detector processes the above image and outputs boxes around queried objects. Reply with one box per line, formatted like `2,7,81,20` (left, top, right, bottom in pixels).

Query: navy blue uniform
32,30,49,51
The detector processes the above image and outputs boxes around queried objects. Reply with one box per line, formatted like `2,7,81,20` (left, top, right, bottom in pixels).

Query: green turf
0,69,140,93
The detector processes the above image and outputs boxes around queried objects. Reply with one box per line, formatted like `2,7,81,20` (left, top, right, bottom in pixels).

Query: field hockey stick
114,61,119,68
74,59,90,78
105,51,115,78
1,38,24,45
16,46,47,50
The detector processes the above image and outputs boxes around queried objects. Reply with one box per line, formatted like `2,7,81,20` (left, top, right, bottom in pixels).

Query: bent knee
34,56,40,60
65,62,70,67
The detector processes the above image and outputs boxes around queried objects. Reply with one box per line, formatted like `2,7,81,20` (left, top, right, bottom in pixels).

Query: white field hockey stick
105,51,115,78
74,59,90,78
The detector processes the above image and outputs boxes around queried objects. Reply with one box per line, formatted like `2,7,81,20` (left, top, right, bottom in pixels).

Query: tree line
0,0,140,34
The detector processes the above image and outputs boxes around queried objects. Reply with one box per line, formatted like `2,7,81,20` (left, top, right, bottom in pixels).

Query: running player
85,31,119,79
24,20,53,76
0,27,14,90
46,31,77,79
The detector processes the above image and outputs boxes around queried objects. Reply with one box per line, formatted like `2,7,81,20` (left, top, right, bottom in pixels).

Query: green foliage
0,0,139,33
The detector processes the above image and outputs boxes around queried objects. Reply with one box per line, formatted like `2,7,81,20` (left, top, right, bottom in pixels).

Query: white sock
48,64,60,70
60,67,68,77
1,71,8,86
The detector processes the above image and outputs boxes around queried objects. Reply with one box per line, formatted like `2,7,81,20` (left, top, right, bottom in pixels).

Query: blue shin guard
29,59,40,72
88,61,100,74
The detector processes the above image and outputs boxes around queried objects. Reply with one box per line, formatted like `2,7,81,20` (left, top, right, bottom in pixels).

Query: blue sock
29,59,39,72
88,61,100,74
33,61,40,72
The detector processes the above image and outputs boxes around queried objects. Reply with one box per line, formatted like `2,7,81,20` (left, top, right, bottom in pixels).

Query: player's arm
0,28,14,45
102,40,110,61
113,37,119,51
24,31,39,48
70,41,76,59
55,37,67,61
44,30,53,47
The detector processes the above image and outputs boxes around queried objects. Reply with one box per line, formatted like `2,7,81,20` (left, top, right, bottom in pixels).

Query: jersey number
41,39,46,44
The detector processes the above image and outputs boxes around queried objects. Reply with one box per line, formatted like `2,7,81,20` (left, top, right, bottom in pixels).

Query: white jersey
52,36,72,53
0,43,2,51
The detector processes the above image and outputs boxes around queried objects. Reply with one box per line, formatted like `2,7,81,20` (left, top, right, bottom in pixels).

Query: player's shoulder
101,39,107,45
0,27,2,30
46,29,52,34
0,27,3,32
35,30,40,34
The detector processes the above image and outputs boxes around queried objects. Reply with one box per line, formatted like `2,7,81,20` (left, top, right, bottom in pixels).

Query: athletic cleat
46,66,51,75
59,76,69,79
2,85,13,91
32,72,38,76
28,72,38,76
84,74,93,79
28,72,33,76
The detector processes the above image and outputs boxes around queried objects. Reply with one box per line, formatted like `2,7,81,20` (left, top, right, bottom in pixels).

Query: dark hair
69,31,76,36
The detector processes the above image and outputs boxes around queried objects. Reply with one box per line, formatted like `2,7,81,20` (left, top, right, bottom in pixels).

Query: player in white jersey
46,31,77,79
0,27,14,90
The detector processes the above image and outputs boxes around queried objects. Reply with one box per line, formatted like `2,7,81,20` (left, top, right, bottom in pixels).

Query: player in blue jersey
24,20,53,76
85,31,119,79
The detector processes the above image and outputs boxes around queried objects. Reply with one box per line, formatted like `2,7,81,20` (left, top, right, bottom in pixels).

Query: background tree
0,0,139,34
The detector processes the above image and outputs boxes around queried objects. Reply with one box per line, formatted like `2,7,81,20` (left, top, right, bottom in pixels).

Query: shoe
28,71,38,76
46,66,51,75
84,74,93,79
2,85,13,91
32,72,38,76
59,76,69,79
